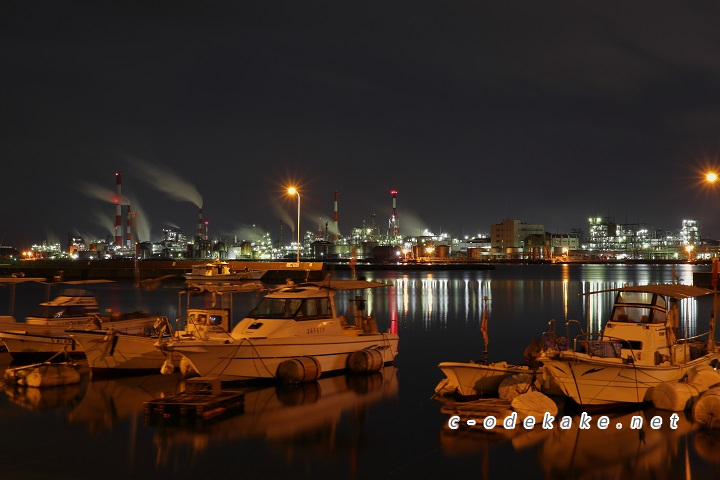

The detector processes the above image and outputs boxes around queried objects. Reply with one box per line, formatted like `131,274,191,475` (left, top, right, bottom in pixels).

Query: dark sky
4,1,720,248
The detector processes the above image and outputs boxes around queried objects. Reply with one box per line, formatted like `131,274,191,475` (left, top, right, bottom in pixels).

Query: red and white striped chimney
115,172,123,248
126,204,132,247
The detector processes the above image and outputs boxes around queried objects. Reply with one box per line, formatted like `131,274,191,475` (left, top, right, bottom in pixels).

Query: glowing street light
288,187,301,262
708,173,718,183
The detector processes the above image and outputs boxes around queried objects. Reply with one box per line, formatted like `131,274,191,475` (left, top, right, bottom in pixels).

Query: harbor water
1,263,719,479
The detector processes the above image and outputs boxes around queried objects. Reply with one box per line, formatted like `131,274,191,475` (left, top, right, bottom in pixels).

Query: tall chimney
389,189,399,238
115,172,123,248
197,208,203,239
333,191,338,241
126,204,132,247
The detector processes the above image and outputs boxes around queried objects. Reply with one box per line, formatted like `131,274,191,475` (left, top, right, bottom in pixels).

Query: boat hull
69,330,178,375
543,352,720,407
164,333,399,381
0,331,84,361
438,361,536,397
0,316,162,360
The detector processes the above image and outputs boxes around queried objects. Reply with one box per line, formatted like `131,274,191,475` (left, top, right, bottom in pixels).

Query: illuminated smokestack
115,172,123,248
389,189,399,238
126,204,132,247
333,191,338,242
197,208,203,239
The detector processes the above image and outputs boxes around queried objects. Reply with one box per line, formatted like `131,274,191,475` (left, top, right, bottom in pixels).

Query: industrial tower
389,189,399,239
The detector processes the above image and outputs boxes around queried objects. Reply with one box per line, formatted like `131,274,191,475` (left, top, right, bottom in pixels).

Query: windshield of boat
611,291,668,324
247,297,332,320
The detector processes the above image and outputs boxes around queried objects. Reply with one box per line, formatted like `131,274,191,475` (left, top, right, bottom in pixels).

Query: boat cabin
190,261,233,277
597,290,706,365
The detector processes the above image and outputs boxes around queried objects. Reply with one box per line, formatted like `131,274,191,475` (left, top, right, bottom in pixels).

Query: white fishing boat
540,284,720,408
0,287,167,361
67,318,177,376
436,360,540,398
157,278,399,382
435,295,548,398
184,260,265,286
68,284,264,376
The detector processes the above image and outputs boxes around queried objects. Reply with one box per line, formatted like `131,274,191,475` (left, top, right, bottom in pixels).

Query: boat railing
541,319,585,354
572,332,633,360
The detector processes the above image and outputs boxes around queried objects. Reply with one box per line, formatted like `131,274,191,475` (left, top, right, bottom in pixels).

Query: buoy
651,381,700,411
160,358,175,375
511,390,558,421
498,373,535,401
179,357,198,378
692,388,720,428
277,356,322,384
687,364,720,393
348,349,383,373
5,362,81,387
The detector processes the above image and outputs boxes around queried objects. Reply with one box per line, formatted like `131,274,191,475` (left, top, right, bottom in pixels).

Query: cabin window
208,315,222,326
612,307,652,323
249,298,302,319
295,298,332,321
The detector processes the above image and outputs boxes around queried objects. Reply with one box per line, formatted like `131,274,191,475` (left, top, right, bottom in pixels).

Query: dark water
2,264,720,479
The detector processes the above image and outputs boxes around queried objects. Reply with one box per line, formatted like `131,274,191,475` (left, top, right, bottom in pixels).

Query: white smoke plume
79,181,129,205
127,156,203,208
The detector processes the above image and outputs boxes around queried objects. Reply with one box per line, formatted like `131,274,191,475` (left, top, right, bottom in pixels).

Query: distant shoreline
0,258,711,282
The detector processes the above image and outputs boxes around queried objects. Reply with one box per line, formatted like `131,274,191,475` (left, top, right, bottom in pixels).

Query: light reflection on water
0,263,718,478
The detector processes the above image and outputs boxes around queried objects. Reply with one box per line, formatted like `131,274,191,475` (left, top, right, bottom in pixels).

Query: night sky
4,2,720,249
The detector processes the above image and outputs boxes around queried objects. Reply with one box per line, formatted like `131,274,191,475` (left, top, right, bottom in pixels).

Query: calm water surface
1,264,720,479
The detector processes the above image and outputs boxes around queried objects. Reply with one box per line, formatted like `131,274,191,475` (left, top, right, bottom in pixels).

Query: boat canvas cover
304,280,390,291
582,284,716,300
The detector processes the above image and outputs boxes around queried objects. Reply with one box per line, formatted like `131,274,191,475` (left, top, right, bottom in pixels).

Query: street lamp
288,187,301,262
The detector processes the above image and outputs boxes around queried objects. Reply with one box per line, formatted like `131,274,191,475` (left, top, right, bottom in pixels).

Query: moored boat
156,278,399,382
436,360,540,398
68,284,263,376
0,287,167,361
540,283,720,408
184,260,265,287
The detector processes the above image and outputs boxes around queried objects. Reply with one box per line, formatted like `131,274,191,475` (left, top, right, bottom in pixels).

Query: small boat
67,318,178,376
157,278,400,382
5,361,82,387
436,360,540,398
68,284,262,376
0,287,168,361
184,260,265,287
540,283,720,408
435,295,549,399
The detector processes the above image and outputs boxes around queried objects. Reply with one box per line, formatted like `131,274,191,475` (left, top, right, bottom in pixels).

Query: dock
144,377,245,426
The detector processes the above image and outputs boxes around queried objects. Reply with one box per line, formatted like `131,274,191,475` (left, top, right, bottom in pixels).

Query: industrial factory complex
2,173,715,265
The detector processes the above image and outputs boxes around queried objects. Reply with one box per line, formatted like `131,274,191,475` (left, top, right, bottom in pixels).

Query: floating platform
144,377,244,425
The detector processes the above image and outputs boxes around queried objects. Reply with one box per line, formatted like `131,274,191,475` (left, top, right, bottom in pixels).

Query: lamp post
288,187,301,262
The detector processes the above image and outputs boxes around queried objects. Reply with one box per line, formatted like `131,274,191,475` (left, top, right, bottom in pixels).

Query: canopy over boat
580,284,716,300
303,279,390,291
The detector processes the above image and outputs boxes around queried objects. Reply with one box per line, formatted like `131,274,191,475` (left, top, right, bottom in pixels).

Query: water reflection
0,264,716,478
66,373,184,433
150,366,398,467
439,407,699,478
